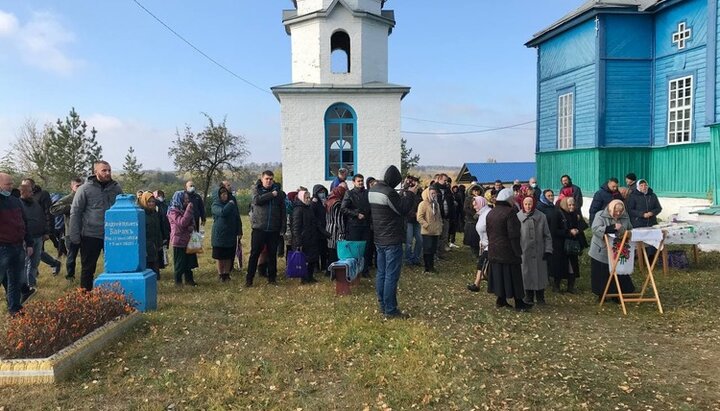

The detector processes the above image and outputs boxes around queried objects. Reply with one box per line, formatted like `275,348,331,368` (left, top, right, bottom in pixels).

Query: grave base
94,270,157,312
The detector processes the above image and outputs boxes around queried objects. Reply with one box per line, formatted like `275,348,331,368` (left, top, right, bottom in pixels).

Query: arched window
325,103,356,179
331,31,350,73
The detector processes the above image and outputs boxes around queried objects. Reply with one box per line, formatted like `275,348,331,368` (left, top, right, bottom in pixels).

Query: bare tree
12,119,52,187
168,114,250,204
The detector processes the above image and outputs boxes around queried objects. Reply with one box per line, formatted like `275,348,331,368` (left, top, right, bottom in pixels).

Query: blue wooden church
526,0,720,205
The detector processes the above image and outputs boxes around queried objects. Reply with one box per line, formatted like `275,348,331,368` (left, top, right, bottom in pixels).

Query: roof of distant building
456,162,536,184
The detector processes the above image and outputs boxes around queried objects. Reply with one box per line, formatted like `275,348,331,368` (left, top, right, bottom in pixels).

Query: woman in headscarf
292,189,329,283
138,191,163,279
589,199,633,299
556,197,588,293
517,196,553,305
462,185,484,255
467,195,492,292
536,189,566,288
212,185,241,283
325,184,348,268
486,188,532,311
416,186,442,274
167,190,198,286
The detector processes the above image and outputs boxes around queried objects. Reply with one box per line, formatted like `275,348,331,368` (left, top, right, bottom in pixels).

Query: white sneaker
449,243,459,249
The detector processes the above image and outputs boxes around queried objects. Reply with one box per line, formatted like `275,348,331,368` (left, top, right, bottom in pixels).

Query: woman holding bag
168,191,198,287
292,189,329,284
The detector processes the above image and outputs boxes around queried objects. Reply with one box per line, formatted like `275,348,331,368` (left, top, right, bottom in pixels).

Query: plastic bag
186,231,204,254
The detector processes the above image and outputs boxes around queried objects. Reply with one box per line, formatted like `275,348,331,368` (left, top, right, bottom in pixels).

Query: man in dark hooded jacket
22,178,62,276
368,165,417,319
588,177,623,225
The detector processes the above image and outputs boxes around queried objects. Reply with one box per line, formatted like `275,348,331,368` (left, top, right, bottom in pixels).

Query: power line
401,119,536,135
402,116,532,130
131,0,271,95
131,0,540,135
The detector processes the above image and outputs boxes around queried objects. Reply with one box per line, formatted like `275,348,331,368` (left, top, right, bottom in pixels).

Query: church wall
537,64,597,152
360,18,389,83
290,20,322,83
538,19,596,81
278,92,403,192
604,59,653,146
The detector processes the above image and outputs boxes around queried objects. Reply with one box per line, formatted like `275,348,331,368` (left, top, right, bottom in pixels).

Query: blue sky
0,0,582,171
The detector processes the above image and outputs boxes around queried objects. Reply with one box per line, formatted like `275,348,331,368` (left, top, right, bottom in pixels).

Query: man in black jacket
589,177,623,225
246,170,286,286
341,174,372,276
22,178,62,276
369,165,417,319
432,174,454,258
50,177,84,280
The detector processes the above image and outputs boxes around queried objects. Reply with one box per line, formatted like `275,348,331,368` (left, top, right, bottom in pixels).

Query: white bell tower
273,0,410,191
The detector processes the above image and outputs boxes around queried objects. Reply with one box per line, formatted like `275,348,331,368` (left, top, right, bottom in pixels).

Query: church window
667,75,693,144
557,92,574,150
672,22,691,50
331,31,351,73
325,103,356,179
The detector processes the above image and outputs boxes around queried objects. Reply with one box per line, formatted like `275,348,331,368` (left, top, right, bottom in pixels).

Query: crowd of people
1,159,663,318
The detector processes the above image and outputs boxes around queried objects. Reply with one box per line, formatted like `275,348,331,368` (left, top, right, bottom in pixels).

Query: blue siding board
539,20,597,80
604,60,653,146
716,0,720,121
653,47,710,145
605,14,654,59
538,64,597,152
655,0,708,58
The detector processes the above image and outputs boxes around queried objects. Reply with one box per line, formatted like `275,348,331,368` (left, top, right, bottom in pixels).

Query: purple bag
286,250,307,278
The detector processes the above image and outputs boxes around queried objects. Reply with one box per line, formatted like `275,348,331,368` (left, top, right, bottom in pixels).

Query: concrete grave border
0,311,142,385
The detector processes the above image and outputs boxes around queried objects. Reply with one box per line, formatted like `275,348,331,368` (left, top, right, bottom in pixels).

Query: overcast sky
0,0,581,170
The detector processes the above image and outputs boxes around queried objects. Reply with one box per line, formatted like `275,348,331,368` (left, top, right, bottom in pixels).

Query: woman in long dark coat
556,197,588,293
212,186,242,282
486,188,532,311
462,184,484,255
292,190,328,283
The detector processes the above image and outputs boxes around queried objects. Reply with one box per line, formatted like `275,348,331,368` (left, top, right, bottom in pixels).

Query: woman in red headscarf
325,184,348,268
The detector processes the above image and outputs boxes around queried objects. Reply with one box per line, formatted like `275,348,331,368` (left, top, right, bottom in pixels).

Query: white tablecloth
656,222,720,245
630,228,665,249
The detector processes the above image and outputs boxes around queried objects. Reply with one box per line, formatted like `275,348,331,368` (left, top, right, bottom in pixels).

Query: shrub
0,285,136,359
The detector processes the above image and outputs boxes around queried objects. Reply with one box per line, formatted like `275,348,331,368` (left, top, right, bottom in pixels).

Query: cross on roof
672,22,691,50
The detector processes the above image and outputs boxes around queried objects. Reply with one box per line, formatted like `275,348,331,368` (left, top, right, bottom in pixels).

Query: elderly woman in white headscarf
485,188,532,311
589,199,634,299
467,195,492,292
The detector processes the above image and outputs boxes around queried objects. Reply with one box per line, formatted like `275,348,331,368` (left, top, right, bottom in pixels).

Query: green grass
1,217,720,410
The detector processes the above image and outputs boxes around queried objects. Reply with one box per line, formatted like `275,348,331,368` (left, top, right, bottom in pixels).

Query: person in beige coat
416,187,442,274
517,196,553,304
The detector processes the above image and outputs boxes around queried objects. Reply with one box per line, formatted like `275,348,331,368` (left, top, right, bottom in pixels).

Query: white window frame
557,92,574,150
667,75,693,145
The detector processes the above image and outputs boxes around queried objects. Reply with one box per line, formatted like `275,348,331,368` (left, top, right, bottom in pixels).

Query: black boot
552,278,561,293
566,278,577,294
185,271,198,286
496,297,511,308
524,290,535,305
536,289,546,305
515,298,533,312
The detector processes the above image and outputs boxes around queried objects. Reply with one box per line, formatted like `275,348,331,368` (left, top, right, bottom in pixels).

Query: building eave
271,82,410,102
282,0,395,35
